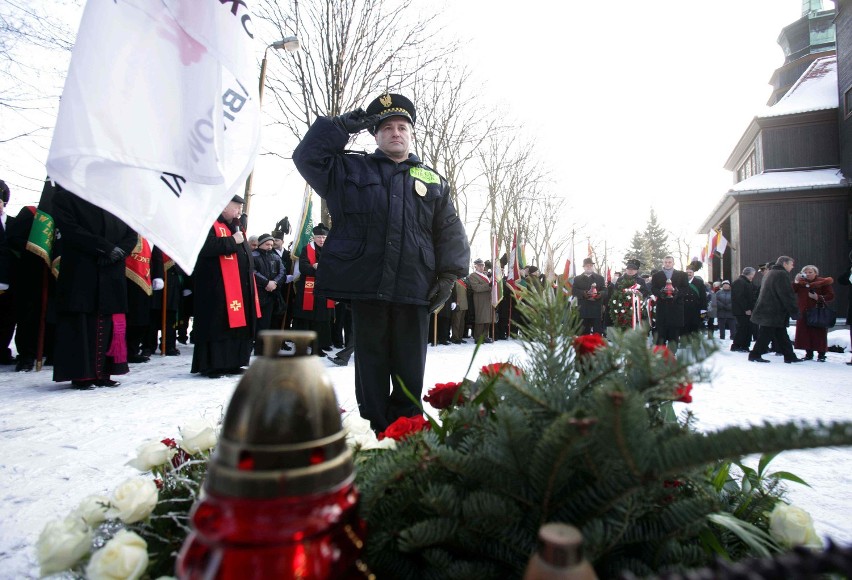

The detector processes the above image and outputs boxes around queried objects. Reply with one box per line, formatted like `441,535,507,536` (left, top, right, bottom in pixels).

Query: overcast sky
1,0,825,268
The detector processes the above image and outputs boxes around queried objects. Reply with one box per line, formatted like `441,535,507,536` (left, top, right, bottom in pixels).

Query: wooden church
699,0,851,316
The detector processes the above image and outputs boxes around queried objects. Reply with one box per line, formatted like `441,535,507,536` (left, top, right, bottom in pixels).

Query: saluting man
293,93,470,432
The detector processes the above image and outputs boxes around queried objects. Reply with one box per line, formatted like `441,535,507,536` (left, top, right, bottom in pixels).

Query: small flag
714,229,728,256
491,234,504,307
291,184,314,265
45,0,262,274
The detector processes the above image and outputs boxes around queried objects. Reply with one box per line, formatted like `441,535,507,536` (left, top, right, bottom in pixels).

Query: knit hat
257,233,274,246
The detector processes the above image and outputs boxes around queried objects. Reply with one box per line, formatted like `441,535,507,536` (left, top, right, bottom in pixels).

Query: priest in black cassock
190,195,259,379
51,185,137,389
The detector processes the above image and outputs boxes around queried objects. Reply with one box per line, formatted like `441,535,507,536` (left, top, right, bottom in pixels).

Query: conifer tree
353,283,852,579
644,208,669,270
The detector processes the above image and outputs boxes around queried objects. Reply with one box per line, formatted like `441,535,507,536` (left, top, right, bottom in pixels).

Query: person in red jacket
792,265,835,362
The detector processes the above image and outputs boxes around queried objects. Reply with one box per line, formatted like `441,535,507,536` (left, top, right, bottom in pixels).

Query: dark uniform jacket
651,269,689,327
731,275,757,316
751,265,797,328
252,248,285,309
52,188,137,315
292,117,469,305
572,271,607,319
682,275,708,324
151,247,183,311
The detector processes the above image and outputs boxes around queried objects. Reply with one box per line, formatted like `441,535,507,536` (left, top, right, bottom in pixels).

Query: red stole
125,236,152,295
302,243,334,311
214,220,261,328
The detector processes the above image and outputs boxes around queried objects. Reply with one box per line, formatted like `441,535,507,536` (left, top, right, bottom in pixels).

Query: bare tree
255,0,456,223
1,0,80,197
411,64,500,222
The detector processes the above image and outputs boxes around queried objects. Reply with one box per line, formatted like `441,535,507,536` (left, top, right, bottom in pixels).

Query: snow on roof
729,167,845,193
758,55,838,118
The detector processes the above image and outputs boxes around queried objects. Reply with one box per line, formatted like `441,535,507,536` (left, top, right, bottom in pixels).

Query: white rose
72,494,110,526
768,503,823,549
126,440,176,472
179,419,218,453
107,478,159,524
36,516,92,575
343,414,397,451
85,529,149,580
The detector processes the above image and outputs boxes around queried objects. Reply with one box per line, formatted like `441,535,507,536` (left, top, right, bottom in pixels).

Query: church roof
758,55,837,118
728,167,845,193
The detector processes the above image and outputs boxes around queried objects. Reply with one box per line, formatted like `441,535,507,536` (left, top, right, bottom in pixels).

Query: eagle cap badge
379,94,393,108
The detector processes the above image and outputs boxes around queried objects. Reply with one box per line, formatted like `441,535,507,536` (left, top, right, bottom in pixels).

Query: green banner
26,209,55,272
291,194,313,263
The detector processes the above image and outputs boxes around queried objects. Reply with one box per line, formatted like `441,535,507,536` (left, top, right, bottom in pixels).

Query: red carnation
481,362,523,378
424,382,464,409
171,448,192,469
377,415,430,441
675,383,693,403
653,345,675,362
161,438,177,449
573,334,607,357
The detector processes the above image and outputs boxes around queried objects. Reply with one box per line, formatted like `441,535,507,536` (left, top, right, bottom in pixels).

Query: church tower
768,0,836,105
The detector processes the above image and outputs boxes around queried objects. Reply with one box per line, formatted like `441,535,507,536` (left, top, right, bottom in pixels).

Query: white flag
46,0,261,273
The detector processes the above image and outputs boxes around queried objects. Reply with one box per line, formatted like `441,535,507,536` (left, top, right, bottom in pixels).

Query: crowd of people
2,90,850,434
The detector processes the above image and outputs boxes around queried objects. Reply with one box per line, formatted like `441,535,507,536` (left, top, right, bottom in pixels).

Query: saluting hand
332,108,381,134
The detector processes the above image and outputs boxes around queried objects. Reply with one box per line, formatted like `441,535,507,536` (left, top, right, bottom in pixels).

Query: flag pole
35,265,49,372
160,271,168,355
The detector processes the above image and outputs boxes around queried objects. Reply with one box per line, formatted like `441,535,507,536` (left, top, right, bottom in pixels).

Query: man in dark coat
0,180,17,365
651,255,689,353
293,93,470,432
572,257,607,335
190,195,259,378
730,266,757,352
252,233,285,355
51,185,137,389
748,256,802,363
682,264,708,336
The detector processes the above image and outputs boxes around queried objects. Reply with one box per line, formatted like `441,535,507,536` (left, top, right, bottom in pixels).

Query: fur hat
365,93,416,135
312,223,330,236
625,258,641,271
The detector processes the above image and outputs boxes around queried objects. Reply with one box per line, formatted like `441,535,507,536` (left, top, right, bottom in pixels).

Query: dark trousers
750,325,796,361
254,302,275,355
0,292,15,362
581,317,604,335
654,324,681,353
144,310,177,353
717,317,736,339
732,315,752,348
351,300,428,432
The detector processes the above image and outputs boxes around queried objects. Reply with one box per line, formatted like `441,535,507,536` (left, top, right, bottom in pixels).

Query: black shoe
316,351,327,358
140,349,153,358
774,352,784,357
281,342,293,352
332,343,344,349
178,338,188,345
439,340,451,346
165,348,181,356
128,355,150,363
784,358,803,364
804,352,814,361
71,380,95,390
322,346,333,352
206,372,223,379
817,354,827,362
15,359,34,372
225,368,245,375
483,338,494,344
330,356,348,367
748,356,770,363
95,379,121,387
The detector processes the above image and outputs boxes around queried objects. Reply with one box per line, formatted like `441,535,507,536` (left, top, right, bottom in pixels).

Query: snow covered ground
1,329,851,578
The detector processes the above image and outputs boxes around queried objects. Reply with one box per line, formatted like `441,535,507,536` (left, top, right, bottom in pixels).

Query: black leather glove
98,246,126,266
332,108,381,134
428,274,456,314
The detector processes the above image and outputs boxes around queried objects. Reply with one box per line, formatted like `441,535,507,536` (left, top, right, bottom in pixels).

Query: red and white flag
46,0,261,273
